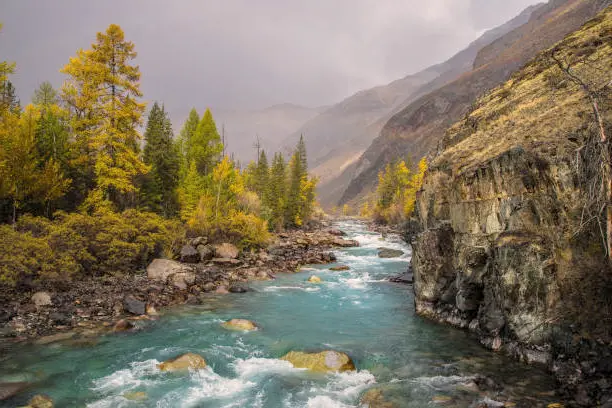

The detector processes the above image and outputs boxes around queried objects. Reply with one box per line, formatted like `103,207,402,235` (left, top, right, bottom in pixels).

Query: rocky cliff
340,0,611,207
412,7,612,405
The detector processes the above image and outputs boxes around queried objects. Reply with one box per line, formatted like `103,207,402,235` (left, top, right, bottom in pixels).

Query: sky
1,0,541,115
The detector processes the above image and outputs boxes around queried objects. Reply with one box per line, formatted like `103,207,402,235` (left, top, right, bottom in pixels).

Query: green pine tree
267,152,286,230
189,108,223,176
177,160,206,221
178,108,199,176
255,150,269,197
142,102,180,217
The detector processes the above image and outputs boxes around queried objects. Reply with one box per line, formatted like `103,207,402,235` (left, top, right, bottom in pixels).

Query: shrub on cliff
0,210,184,287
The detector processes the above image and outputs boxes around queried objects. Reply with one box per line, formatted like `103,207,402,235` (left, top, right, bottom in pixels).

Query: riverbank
0,228,358,345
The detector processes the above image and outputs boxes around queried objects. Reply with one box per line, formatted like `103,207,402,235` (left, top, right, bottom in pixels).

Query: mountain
340,0,610,206
279,3,541,207
210,104,324,164
412,6,612,404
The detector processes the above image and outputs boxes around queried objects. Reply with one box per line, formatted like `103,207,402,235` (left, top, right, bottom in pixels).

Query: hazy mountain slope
211,104,324,164
300,4,540,207
340,0,609,206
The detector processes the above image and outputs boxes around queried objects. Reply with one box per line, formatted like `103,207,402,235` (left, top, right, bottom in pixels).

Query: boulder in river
123,295,146,315
329,265,350,271
147,259,193,282
308,275,322,283
360,388,394,408
0,382,29,400
280,350,355,372
333,237,359,247
113,319,135,333
389,272,413,284
222,318,257,331
180,245,200,263
158,353,207,372
214,243,239,259
31,291,52,307
377,248,404,258
25,394,54,408
123,391,148,401
327,229,346,236
229,284,250,293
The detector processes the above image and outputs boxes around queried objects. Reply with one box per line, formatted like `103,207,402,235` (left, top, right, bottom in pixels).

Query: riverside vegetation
0,24,319,290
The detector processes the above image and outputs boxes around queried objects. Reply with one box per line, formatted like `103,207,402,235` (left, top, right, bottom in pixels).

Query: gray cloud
1,0,540,117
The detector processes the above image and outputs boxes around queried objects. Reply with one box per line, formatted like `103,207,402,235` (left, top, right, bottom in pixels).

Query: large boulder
221,318,257,331
0,382,30,401
158,353,207,372
31,292,52,307
123,295,146,315
197,244,215,262
377,248,404,258
147,259,193,282
169,272,196,290
280,350,355,372
123,391,148,401
333,238,359,247
180,245,200,263
214,243,240,259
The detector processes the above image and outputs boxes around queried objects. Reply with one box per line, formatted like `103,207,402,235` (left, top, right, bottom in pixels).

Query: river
1,220,561,407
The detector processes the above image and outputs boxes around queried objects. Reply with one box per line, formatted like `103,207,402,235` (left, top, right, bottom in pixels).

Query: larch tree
61,24,148,211
188,108,223,176
177,108,199,175
142,102,180,217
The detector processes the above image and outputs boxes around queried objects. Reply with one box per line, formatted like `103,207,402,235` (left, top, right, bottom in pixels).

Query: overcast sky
1,0,540,114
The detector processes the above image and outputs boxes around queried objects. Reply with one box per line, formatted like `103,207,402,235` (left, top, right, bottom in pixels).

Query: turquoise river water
1,221,562,407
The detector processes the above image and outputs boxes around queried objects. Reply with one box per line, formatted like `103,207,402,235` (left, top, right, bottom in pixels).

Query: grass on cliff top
434,5,612,175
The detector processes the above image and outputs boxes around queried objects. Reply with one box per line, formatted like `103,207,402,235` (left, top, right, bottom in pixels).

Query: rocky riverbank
0,228,359,346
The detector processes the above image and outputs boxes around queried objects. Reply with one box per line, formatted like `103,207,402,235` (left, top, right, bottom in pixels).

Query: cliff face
340,0,610,206
413,7,612,405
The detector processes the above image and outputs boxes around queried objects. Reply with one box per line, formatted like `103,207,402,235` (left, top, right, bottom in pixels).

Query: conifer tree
177,160,205,221
0,80,20,114
254,150,269,197
61,24,147,211
286,135,314,227
267,152,286,230
178,108,199,173
188,108,223,176
142,102,180,217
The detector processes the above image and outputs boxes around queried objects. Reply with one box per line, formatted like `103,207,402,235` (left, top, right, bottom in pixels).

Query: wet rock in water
327,229,346,236
330,265,350,271
35,331,76,345
147,259,193,282
377,248,404,258
123,295,146,315
389,272,413,284
215,286,229,294
123,391,148,401
431,395,453,404
308,275,322,283
24,394,54,408
333,238,360,247
180,245,200,263
146,303,159,316
0,382,30,401
31,292,52,307
214,243,239,259
221,318,257,331
229,284,249,293
280,350,355,372
113,319,134,332
158,352,207,372
197,244,215,262
169,272,196,290
361,388,395,407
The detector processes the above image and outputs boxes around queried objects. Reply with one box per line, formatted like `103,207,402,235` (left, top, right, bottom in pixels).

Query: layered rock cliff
341,0,611,206
412,6,612,405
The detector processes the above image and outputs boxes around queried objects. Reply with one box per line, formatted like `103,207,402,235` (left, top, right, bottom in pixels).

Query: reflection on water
0,221,562,407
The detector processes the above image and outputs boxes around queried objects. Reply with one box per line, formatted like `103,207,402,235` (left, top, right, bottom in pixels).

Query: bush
0,210,185,286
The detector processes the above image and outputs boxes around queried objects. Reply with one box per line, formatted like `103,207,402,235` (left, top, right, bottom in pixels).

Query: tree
177,108,199,174
33,81,59,107
267,152,287,230
285,135,317,228
188,108,223,176
142,102,180,217
254,150,269,197
177,160,206,221
61,24,148,211
0,80,20,113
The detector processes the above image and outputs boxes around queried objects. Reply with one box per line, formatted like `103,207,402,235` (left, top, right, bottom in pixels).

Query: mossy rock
330,265,350,271
158,353,207,372
308,275,322,283
280,350,355,372
24,395,53,408
123,391,148,401
221,319,257,331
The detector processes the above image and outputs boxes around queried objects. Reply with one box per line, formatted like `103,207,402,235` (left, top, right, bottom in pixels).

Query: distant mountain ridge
339,0,611,207
279,3,541,207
